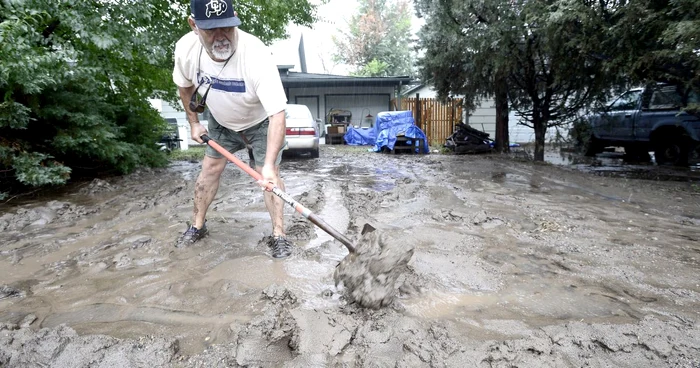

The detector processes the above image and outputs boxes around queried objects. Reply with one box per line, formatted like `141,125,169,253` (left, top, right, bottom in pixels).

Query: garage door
325,94,391,127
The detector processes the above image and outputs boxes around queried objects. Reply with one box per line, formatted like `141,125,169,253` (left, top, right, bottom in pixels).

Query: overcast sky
269,0,423,75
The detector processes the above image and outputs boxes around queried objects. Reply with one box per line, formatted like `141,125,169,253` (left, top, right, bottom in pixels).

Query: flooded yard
1,145,699,367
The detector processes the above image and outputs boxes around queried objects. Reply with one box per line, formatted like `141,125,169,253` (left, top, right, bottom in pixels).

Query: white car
284,104,320,158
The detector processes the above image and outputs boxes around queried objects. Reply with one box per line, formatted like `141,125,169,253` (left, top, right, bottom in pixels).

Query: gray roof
400,83,425,96
278,70,414,88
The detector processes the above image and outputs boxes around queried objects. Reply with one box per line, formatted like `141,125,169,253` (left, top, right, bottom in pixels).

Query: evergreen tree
417,0,615,160
604,0,700,109
418,0,700,160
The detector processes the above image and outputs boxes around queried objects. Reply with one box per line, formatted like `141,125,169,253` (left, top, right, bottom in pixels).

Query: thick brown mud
1,146,699,367
334,225,415,309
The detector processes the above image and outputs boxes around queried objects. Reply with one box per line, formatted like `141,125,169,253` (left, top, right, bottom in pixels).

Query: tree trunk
533,116,546,161
494,75,510,153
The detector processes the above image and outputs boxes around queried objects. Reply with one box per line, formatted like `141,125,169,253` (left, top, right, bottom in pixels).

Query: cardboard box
328,125,346,134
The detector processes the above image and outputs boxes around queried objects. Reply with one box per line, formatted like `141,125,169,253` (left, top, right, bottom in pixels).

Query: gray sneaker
269,236,293,258
177,222,208,246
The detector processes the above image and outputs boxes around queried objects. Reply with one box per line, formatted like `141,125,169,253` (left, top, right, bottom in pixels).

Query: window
648,86,682,110
285,105,312,120
609,90,642,111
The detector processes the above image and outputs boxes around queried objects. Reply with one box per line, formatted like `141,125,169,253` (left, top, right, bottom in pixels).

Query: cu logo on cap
205,0,227,18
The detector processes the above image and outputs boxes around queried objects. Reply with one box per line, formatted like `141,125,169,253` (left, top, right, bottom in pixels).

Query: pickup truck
581,85,700,166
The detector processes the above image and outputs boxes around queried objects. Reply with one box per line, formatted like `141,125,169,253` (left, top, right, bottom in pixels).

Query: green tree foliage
507,1,613,160
0,0,316,195
333,0,414,77
415,0,700,161
416,0,612,160
602,0,700,112
414,0,519,152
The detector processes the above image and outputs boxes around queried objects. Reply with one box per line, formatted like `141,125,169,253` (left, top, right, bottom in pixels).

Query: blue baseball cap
190,0,242,30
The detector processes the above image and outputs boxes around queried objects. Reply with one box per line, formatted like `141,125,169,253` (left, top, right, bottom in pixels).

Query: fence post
415,94,421,130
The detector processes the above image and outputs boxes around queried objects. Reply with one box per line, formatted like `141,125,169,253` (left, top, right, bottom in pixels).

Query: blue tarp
343,125,376,146
372,111,429,153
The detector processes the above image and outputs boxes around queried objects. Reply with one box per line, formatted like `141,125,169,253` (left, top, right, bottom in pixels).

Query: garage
324,94,392,127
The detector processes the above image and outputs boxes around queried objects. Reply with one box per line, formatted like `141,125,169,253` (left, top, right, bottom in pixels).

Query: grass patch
168,145,206,161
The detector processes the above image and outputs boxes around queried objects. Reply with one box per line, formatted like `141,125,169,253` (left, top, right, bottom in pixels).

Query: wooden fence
392,97,463,145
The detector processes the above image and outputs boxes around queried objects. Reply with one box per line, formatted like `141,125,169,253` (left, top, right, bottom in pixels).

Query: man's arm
178,85,208,143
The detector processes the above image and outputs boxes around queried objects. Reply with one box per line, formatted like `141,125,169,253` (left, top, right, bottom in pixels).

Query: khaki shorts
205,116,284,167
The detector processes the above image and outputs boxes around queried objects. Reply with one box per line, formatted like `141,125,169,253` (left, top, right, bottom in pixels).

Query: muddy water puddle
544,148,700,181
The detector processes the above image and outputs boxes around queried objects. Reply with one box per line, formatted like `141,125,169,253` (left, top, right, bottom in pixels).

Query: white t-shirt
173,30,287,131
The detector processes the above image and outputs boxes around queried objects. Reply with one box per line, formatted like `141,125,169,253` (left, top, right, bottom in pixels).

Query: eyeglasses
189,80,211,113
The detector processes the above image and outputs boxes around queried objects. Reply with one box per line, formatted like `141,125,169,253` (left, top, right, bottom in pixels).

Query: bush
568,116,594,152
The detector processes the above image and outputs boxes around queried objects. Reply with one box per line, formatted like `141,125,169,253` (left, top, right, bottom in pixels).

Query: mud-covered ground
1,145,699,367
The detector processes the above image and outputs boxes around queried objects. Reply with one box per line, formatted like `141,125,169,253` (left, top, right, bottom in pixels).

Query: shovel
200,134,359,253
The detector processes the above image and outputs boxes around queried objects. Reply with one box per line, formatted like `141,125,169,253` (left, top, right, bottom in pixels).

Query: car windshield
285,105,312,120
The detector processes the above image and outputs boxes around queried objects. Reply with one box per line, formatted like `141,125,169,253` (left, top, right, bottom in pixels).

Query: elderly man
172,0,293,258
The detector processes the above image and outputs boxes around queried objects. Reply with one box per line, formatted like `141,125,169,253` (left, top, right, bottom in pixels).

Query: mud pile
3,294,697,367
334,227,414,309
0,323,178,367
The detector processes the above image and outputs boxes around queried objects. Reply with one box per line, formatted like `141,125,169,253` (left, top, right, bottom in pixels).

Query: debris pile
445,123,493,154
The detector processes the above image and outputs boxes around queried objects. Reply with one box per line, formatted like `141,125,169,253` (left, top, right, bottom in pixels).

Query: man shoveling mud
172,0,293,257
172,0,415,306
198,133,418,308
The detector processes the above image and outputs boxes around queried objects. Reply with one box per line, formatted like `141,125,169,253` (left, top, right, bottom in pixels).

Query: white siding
508,111,564,144
466,97,497,139
152,99,209,148
402,85,436,98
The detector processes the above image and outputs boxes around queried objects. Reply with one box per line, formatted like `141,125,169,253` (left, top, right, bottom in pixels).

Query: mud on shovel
201,134,414,309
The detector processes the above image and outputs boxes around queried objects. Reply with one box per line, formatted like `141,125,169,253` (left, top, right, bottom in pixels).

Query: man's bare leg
192,156,227,229
259,165,285,236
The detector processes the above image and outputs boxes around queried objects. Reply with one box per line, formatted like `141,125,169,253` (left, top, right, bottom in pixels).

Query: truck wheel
654,139,689,166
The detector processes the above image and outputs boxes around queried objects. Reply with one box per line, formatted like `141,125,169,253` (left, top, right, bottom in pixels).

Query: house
148,98,190,150
153,32,412,148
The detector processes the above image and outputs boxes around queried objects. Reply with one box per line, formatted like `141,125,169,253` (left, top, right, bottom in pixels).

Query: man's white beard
211,40,233,60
